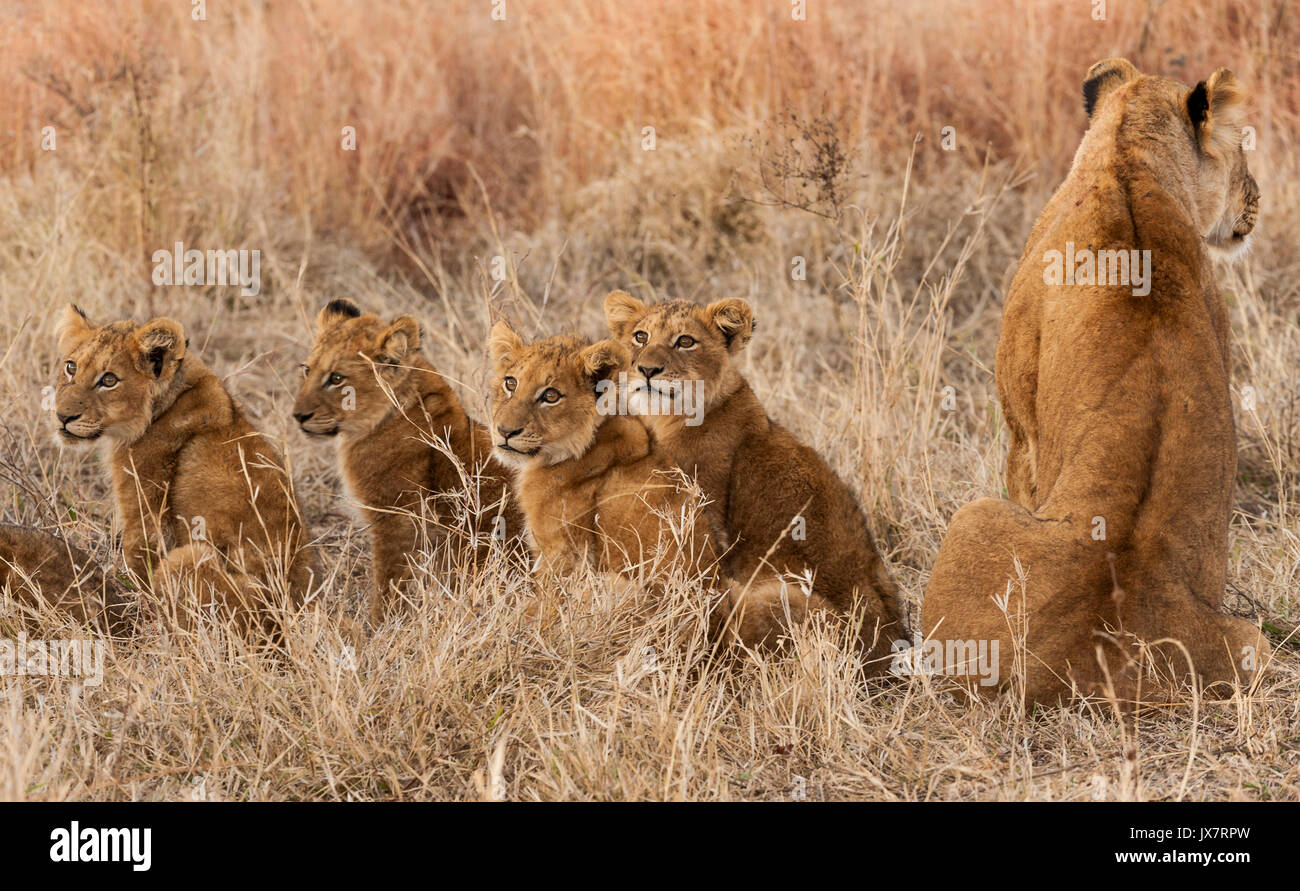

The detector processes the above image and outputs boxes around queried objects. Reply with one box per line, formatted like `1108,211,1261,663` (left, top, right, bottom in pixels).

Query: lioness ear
703,298,756,353
134,318,186,379
57,304,94,355
1082,58,1140,118
578,339,628,385
1188,68,1246,153
603,290,648,338
374,315,419,366
317,298,362,329
488,320,525,369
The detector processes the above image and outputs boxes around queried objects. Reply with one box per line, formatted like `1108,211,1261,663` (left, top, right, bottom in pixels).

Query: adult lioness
293,299,524,624
922,60,1268,704
54,306,318,632
487,323,718,586
603,293,905,667
0,524,129,635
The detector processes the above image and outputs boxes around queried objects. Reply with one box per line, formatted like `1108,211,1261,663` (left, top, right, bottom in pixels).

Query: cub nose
58,412,81,426
293,412,314,424
498,425,523,441
637,364,663,381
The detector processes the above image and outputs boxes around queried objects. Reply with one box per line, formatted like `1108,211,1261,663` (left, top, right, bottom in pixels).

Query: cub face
292,299,421,438
487,322,625,468
1083,58,1258,254
53,305,186,446
602,291,754,418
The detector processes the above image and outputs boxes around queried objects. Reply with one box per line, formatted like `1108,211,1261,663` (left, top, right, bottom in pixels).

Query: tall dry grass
0,0,1297,799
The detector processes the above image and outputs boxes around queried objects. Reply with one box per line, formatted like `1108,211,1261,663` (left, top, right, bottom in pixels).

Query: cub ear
603,290,648,338
1082,58,1140,118
702,298,756,353
374,315,419,366
1187,68,1246,153
317,298,362,329
578,339,628,384
488,320,525,369
134,318,186,379
57,304,94,355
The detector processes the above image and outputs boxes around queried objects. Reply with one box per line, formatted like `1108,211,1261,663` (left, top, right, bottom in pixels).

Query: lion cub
486,323,718,587
293,299,524,624
604,292,905,668
0,524,129,635
54,306,318,632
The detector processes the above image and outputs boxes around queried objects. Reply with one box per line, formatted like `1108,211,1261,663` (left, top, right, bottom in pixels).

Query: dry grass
0,0,1297,800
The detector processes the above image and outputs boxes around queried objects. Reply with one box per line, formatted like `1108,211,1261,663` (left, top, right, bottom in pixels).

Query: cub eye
327,372,345,387
540,388,561,404
674,335,696,349
96,372,119,389
633,331,648,345
503,377,517,393
65,361,76,377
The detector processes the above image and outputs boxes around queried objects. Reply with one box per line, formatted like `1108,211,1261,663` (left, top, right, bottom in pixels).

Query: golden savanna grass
1,0,1297,800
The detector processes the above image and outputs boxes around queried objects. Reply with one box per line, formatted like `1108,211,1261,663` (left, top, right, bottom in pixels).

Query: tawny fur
487,326,718,589
293,299,524,624
54,306,318,635
603,293,905,668
922,59,1268,704
0,524,130,636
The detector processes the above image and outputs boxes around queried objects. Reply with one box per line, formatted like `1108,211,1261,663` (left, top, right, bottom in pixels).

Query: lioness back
922,59,1267,704
54,305,318,632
